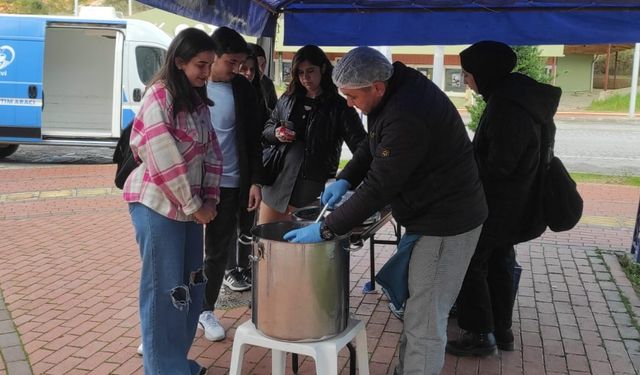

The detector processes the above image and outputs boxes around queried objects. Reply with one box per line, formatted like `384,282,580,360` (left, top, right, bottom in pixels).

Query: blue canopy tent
137,0,640,115
135,1,640,45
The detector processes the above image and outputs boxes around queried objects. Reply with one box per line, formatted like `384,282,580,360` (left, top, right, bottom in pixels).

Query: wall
555,54,594,92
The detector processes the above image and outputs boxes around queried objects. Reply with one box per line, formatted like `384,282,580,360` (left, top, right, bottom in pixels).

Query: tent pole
629,43,639,118
603,44,611,91
613,50,618,89
432,46,445,90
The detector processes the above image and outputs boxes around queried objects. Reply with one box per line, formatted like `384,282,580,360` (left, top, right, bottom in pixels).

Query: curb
456,107,637,119
0,288,33,375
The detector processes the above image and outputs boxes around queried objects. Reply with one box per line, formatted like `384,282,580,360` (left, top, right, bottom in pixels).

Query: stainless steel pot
250,221,350,342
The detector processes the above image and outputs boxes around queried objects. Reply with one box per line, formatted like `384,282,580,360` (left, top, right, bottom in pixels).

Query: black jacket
326,62,488,236
261,75,278,111
226,74,267,208
475,72,561,245
262,92,366,183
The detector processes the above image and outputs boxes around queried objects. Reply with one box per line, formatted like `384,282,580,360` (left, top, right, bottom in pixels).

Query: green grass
339,162,640,186
570,173,640,186
588,93,640,112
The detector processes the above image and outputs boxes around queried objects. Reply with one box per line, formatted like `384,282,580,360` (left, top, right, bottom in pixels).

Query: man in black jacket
284,47,488,375
199,27,265,342
447,41,561,356
249,43,278,111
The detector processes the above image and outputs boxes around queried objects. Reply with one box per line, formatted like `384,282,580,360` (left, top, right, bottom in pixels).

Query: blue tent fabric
375,233,421,311
134,0,276,37
137,0,640,45
284,10,640,46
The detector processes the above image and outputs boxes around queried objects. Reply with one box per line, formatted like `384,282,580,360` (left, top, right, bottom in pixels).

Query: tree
513,46,552,84
8,0,50,14
2,0,150,15
466,45,551,131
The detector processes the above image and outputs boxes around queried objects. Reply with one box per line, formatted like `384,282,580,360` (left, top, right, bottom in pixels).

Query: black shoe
495,329,515,351
239,266,252,285
446,331,497,357
223,269,251,292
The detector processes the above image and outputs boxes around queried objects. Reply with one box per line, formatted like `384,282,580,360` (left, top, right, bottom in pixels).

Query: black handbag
537,118,583,232
543,156,583,232
519,119,583,241
113,122,140,189
262,143,288,186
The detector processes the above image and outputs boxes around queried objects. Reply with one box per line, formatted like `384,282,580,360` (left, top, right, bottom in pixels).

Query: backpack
112,121,139,189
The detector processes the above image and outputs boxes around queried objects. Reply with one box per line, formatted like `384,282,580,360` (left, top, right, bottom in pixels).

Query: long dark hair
243,53,265,106
285,45,337,97
149,28,215,114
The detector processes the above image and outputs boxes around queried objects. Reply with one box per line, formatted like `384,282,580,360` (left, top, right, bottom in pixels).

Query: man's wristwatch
319,222,336,240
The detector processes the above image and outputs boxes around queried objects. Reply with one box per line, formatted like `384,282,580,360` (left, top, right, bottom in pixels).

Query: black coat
262,92,366,183
228,74,267,208
261,75,278,111
326,62,488,236
474,72,561,245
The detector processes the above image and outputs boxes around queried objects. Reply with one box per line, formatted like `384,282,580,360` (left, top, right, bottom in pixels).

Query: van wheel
0,144,19,158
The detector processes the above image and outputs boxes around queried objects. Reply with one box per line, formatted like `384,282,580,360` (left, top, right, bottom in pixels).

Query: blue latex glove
283,222,323,243
321,179,351,208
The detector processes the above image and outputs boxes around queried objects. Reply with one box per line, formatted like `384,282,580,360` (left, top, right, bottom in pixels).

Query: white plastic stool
229,318,369,375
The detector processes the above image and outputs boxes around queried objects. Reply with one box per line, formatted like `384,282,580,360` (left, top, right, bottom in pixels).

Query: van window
136,46,165,85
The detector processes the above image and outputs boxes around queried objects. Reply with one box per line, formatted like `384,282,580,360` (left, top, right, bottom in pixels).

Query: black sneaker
223,269,251,292
446,331,497,357
239,267,252,285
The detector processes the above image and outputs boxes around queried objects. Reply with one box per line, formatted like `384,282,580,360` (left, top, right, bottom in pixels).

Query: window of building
445,68,465,93
417,67,433,80
282,61,292,84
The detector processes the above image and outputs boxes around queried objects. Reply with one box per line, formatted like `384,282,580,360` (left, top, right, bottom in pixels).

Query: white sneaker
137,343,143,356
198,311,225,341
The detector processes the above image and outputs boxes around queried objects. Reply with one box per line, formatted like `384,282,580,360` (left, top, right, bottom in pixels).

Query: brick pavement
0,164,639,375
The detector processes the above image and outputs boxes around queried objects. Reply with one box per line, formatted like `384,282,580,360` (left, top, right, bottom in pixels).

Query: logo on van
0,45,16,72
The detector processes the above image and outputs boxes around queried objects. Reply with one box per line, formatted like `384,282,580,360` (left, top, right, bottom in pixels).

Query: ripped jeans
129,203,206,375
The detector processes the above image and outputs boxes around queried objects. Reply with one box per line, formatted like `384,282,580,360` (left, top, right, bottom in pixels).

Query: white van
0,13,171,158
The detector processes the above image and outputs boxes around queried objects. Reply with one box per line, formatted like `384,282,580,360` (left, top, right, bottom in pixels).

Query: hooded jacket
473,72,561,245
325,62,488,236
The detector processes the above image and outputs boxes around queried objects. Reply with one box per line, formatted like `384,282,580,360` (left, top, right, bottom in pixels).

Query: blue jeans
129,203,206,375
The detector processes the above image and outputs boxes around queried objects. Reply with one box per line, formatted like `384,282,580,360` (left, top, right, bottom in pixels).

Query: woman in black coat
447,41,561,356
258,45,366,224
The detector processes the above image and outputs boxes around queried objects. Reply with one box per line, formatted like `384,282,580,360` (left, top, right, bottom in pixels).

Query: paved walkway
0,164,639,374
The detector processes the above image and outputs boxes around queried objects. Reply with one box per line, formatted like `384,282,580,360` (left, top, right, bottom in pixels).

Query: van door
41,21,125,138
123,42,166,129
0,16,46,143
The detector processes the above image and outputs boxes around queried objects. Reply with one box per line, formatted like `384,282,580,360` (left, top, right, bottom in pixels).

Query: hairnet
332,47,394,89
